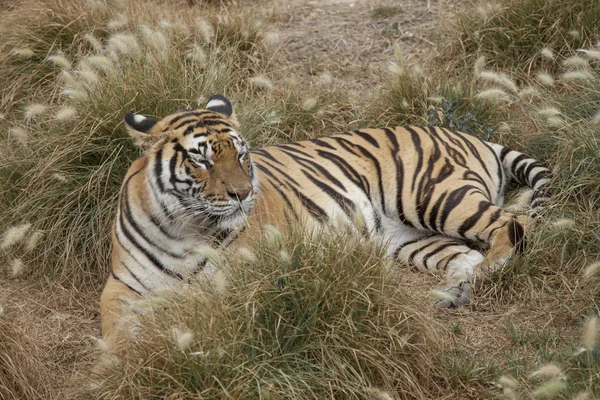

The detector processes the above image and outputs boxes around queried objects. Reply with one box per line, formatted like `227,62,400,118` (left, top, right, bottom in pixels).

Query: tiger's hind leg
391,234,485,308
431,195,531,306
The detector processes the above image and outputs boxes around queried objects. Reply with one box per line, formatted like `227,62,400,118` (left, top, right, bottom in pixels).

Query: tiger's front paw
432,280,472,309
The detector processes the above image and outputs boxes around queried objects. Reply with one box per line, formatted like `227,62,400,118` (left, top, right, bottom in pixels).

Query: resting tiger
100,94,551,346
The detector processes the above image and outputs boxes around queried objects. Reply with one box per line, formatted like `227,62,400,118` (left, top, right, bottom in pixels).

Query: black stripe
408,239,440,261
457,201,493,237
251,149,286,167
334,136,387,214
301,170,355,218
167,111,214,129
421,241,463,267
153,147,165,192
405,126,424,193
290,186,329,221
451,129,493,180
112,271,144,296
384,128,411,226
310,138,336,150
281,149,347,191
353,130,380,148
439,185,479,231
316,150,371,200
392,234,435,258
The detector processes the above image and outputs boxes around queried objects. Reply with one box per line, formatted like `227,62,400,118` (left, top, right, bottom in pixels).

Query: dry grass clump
88,228,449,399
0,309,50,400
443,0,600,73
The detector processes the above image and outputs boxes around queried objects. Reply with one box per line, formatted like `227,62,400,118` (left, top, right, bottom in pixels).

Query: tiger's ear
205,94,232,117
206,94,239,127
124,113,165,150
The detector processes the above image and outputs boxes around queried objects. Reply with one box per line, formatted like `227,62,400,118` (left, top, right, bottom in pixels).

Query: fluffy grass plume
476,71,518,93
7,127,28,144
47,54,72,70
540,47,555,60
1,223,31,250
583,317,598,352
475,88,511,103
249,75,274,91
537,72,555,86
54,106,77,121
24,103,48,122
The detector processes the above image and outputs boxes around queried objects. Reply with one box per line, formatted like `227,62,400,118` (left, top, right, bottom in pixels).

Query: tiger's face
124,95,257,224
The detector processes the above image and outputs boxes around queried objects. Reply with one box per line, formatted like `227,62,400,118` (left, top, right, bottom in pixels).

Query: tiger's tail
487,142,552,215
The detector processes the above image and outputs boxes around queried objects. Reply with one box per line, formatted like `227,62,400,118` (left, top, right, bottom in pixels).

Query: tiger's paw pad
432,281,472,309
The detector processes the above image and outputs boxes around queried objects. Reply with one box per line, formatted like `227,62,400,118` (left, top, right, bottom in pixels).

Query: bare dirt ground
265,0,466,97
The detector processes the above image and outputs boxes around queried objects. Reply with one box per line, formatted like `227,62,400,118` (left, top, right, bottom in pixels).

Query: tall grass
88,227,449,399
442,0,600,73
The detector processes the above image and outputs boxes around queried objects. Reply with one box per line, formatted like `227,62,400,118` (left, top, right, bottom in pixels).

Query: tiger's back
249,126,506,238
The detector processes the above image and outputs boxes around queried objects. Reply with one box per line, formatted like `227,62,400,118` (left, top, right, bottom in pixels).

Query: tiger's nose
227,187,252,201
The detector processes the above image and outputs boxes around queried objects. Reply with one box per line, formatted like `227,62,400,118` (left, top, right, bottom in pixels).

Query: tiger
100,94,552,347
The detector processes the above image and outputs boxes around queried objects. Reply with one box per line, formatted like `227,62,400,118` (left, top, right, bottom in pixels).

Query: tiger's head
124,95,257,226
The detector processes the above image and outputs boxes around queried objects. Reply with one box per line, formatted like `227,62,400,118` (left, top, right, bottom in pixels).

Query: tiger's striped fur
100,95,552,346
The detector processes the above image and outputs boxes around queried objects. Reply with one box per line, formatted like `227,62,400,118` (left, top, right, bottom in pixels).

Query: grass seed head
279,249,292,264
583,316,597,352
477,71,519,93
529,363,564,379
172,328,194,351
249,75,274,91
11,48,34,59
537,73,555,86
55,106,78,121
10,258,25,277
475,88,511,103
562,56,588,69
474,55,487,74
568,30,581,40
518,86,539,99
237,247,257,263
47,54,72,70
560,70,592,81
197,18,214,43
319,71,333,86
24,103,48,122
590,109,600,126
263,224,283,247
77,63,99,86
540,47,555,60
301,97,318,111
107,14,128,31
583,261,600,279
388,61,405,76
107,33,141,58
8,127,28,145
84,55,115,73
537,107,562,117
84,34,104,52
1,223,32,250
578,49,600,60
24,231,43,252
497,375,519,389
187,44,206,64
546,116,566,129
531,379,566,398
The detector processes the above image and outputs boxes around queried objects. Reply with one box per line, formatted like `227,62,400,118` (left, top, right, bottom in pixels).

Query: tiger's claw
433,281,472,309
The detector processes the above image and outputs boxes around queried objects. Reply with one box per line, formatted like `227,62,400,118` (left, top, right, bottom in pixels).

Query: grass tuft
89,227,448,399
